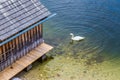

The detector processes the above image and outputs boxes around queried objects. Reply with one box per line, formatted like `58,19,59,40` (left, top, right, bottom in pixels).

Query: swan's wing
74,36,85,40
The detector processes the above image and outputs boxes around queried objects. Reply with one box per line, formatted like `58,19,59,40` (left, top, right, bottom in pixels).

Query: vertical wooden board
30,29,33,41
0,46,3,69
38,25,41,39
33,26,36,39
27,29,31,51
2,45,6,60
35,26,37,41
0,46,2,54
35,26,38,40
11,40,16,63
41,24,43,38
21,34,25,44
8,41,13,65
15,37,19,59
18,35,22,56
32,27,36,43
24,31,28,53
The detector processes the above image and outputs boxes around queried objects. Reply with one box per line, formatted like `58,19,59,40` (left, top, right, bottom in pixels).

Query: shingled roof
0,0,51,41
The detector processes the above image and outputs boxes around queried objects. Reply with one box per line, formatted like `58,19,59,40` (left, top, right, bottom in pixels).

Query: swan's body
70,33,85,41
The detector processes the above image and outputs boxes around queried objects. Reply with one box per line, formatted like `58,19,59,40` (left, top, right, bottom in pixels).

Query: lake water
42,0,120,65
21,0,120,80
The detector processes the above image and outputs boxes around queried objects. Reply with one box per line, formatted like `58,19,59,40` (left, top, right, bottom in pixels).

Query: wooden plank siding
0,24,43,71
0,43,53,80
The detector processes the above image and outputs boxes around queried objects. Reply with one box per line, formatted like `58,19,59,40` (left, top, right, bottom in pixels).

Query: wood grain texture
0,0,51,40
0,43,53,80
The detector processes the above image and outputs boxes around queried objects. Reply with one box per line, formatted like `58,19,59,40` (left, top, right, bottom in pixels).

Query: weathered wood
0,46,2,54
0,43,53,80
0,0,51,40
0,25,43,71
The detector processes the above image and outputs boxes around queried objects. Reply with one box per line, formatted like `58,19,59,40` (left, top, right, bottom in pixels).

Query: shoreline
18,53,120,80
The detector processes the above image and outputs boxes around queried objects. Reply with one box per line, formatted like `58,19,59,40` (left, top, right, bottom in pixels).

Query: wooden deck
0,43,53,80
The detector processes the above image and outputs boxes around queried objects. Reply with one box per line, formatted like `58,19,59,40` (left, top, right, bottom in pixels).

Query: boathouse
0,0,55,79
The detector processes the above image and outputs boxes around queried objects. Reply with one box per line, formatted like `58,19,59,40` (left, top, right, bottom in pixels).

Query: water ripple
42,0,120,67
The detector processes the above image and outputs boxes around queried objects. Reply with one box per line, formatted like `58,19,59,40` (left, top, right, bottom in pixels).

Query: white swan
70,33,85,41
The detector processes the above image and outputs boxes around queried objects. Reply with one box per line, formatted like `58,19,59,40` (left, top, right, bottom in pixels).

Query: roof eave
0,13,56,46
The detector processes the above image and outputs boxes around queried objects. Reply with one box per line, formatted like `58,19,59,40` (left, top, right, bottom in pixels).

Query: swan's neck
71,34,74,38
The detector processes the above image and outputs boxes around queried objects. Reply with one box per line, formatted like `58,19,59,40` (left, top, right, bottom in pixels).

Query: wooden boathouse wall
0,0,56,79
0,24,43,71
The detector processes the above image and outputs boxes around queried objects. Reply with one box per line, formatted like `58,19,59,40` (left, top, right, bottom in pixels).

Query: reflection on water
21,0,120,80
